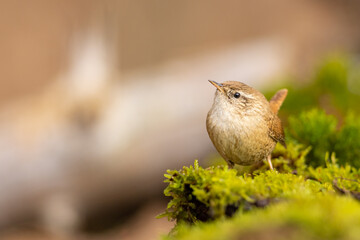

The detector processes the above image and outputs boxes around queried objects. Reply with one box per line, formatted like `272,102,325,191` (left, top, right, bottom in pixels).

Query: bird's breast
207,104,273,165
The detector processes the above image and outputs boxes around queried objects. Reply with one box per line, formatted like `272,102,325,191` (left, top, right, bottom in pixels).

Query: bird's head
208,80,268,114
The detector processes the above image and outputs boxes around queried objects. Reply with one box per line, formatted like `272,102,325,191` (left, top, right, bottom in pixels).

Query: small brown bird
206,81,287,170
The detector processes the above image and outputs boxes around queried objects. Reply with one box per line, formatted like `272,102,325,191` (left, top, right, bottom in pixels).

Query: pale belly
207,114,276,166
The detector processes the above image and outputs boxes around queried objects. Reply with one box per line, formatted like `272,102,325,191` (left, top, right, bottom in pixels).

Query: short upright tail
269,89,288,114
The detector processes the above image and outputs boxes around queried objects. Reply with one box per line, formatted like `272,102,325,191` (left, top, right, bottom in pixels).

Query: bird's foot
227,161,235,169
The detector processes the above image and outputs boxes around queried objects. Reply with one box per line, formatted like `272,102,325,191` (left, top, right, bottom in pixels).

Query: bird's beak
208,80,225,94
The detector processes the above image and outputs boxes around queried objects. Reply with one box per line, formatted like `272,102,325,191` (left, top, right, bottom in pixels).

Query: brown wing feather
269,89,288,114
268,115,286,147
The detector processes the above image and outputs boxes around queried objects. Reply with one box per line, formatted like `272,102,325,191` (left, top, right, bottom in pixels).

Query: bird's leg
226,160,235,169
267,155,274,170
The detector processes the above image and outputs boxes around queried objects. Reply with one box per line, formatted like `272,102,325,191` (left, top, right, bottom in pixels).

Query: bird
206,80,287,170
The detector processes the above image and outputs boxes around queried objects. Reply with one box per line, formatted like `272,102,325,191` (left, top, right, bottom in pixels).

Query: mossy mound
160,157,360,224
160,156,360,240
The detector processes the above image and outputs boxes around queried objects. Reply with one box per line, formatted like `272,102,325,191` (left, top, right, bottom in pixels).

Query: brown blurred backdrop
1,0,360,106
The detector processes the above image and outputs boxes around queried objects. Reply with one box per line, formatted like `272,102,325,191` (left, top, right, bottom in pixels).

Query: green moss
265,54,360,115
160,158,360,239
284,109,360,168
268,142,310,175
165,196,360,240
160,154,360,221
160,161,328,224
334,113,360,168
286,109,337,167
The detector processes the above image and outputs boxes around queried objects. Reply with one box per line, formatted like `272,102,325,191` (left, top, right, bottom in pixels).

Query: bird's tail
269,89,288,114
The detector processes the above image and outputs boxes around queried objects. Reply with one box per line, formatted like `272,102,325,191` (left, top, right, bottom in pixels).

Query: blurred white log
0,26,292,232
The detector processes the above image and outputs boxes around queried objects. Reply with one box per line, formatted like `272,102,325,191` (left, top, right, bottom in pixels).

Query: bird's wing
268,115,286,147
269,89,288,114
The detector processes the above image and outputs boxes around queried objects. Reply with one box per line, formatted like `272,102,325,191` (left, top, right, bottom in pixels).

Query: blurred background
0,0,360,239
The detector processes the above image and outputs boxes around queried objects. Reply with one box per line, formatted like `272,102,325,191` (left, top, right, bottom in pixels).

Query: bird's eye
234,92,241,98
